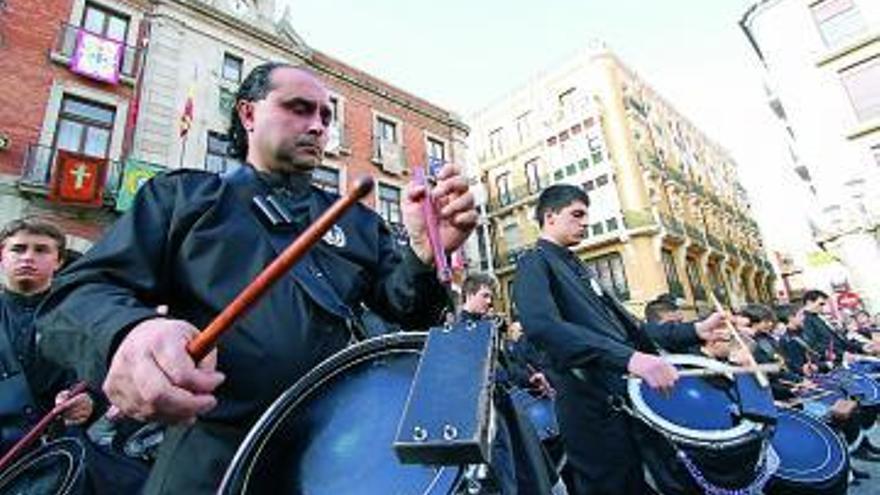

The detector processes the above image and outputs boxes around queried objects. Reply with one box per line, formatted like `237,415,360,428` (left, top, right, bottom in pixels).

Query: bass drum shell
628,354,770,494
0,437,86,495
765,409,849,495
219,332,464,495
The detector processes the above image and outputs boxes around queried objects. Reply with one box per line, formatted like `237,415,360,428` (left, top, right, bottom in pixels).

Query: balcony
373,139,406,175
20,144,123,202
658,212,684,237
488,176,552,212
706,233,723,251
623,208,656,230
494,246,527,270
51,23,142,82
685,223,705,244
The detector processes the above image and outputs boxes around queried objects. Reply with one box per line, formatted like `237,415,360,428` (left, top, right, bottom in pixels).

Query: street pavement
851,426,880,494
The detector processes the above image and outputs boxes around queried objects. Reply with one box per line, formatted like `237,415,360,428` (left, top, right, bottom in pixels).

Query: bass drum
765,409,849,495
219,333,466,495
0,437,86,495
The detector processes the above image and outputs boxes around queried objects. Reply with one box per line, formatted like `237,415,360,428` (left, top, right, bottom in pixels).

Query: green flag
115,158,165,212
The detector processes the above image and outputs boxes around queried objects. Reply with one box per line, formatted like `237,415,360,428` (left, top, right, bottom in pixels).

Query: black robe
0,289,75,451
513,239,700,495
36,166,450,494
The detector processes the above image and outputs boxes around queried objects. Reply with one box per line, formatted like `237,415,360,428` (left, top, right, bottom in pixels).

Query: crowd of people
1,61,879,495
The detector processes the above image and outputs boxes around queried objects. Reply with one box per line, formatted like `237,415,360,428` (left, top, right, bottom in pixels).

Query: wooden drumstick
186,176,375,361
626,363,781,381
0,381,89,473
709,293,769,388
413,166,452,283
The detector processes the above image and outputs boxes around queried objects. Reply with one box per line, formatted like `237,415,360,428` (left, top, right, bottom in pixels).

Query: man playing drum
35,63,477,495
512,184,733,495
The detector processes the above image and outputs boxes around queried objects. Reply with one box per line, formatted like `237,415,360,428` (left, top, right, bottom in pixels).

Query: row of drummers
618,291,880,495
499,290,880,495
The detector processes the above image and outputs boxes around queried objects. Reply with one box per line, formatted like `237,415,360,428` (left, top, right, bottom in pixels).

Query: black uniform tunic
0,289,76,452
513,239,701,495
802,312,861,364
36,166,450,494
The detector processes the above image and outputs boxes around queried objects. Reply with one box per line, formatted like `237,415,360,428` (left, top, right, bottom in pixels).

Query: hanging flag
179,84,195,137
48,150,107,207
69,30,122,84
115,158,165,212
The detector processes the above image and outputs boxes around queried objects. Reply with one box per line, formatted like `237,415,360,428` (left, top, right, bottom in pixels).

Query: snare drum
0,437,86,495
627,354,775,495
765,409,849,495
219,333,466,495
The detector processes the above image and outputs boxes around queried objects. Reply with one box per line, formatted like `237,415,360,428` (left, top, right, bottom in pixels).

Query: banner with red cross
49,150,108,207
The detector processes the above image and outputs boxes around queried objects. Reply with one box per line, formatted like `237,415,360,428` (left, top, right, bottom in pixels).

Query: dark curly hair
227,61,297,160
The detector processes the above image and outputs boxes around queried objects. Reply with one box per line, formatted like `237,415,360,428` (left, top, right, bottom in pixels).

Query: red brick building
0,0,146,245
0,0,467,254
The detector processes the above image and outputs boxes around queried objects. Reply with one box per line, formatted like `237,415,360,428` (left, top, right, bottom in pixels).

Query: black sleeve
363,222,451,330
36,173,217,385
642,321,700,352
513,252,635,372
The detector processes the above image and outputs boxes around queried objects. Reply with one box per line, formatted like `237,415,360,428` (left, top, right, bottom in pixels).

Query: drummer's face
545,200,589,247
242,67,332,173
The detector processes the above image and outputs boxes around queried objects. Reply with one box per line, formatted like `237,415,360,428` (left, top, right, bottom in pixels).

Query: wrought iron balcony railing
52,22,142,80
20,143,123,199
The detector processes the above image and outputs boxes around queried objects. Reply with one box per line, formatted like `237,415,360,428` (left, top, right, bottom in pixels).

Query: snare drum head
0,437,86,495
219,333,462,495
628,354,763,445
769,409,848,489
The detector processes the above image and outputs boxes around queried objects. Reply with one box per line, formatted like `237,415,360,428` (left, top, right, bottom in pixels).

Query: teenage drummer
512,184,734,495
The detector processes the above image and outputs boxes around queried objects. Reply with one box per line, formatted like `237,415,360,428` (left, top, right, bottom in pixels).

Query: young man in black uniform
36,63,477,494
0,219,93,453
801,289,876,364
513,184,732,495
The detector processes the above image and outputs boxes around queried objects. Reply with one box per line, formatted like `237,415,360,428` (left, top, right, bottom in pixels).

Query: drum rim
828,369,880,404
771,409,848,483
219,332,462,494
0,437,86,495
627,354,764,447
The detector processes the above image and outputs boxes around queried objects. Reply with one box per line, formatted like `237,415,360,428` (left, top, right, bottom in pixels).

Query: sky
278,0,818,256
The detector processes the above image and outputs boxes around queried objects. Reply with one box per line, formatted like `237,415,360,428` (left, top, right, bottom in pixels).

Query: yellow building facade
469,48,775,317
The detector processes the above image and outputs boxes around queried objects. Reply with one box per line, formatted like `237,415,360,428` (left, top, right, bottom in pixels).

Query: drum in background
626,354,774,495
219,333,465,495
0,437,85,495
507,388,558,443
765,408,849,495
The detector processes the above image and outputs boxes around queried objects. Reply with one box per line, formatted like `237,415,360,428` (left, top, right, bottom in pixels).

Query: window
606,218,619,232
558,87,576,115
204,131,240,173
554,169,564,181
578,158,589,171
503,223,522,251
489,128,504,157
54,95,115,159
585,253,629,300
525,158,541,193
427,136,446,163
587,134,604,164
515,112,531,143
686,258,706,300
566,163,576,176
810,0,867,50
222,53,243,83
82,2,129,42
583,180,595,191
313,166,340,194
496,172,512,206
376,117,397,143
873,145,880,167
378,183,402,225
661,250,683,297
596,174,609,187
591,223,604,236
841,57,880,123
329,97,341,125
